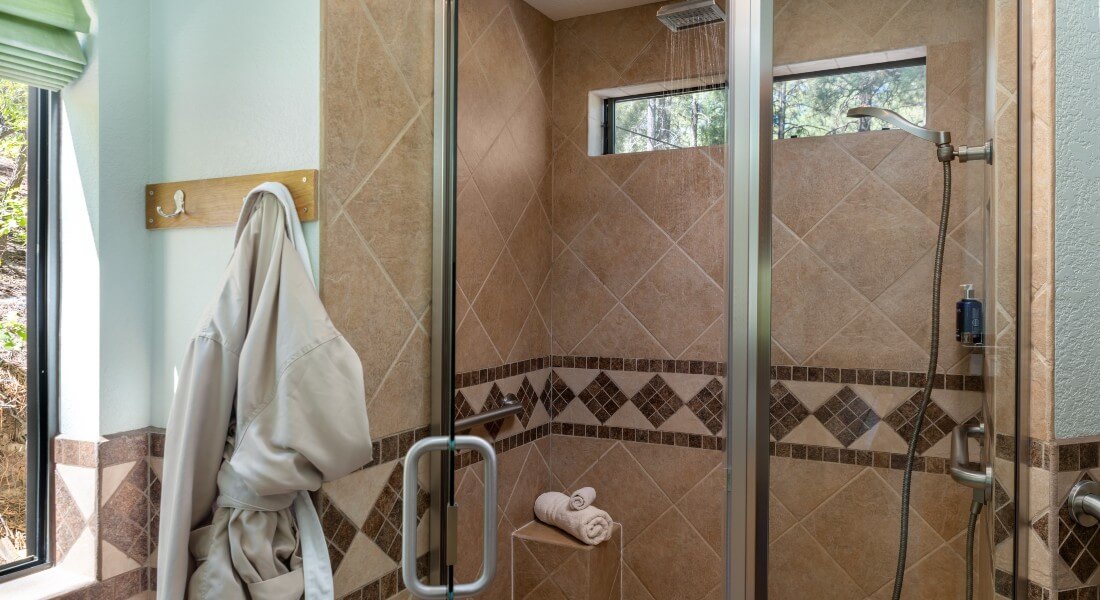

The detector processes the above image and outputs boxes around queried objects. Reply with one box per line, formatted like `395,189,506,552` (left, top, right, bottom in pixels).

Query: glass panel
773,62,926,139
767,1,1017,598
612,87,728,153
453,2,729,598
0,79,28,567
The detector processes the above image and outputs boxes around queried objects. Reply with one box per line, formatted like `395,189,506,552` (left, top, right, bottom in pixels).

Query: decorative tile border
551,355,725,376
456,423,553,468
458,356,985,391
1027,437,1100,593
454,356,550,388
553,422,725,450
771,364,984,392
50,428,161,598
336,558,429,600
770,441,951,473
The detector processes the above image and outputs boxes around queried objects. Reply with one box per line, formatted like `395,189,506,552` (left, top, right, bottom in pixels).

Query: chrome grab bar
402,435,497,598
1068,480,1100,527
455,393,522,432
949,422,992,504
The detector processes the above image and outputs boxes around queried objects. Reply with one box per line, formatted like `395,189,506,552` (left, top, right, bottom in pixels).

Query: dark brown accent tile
768,382,810,441
883,392,957,455
631,375,684,429
812,386,879,447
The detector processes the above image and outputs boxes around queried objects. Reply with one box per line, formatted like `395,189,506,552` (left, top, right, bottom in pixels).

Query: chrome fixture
1068,480,1100,527
846,106,993,164
949,422,993,504
403,435,497,598
455,393,522,432
656,0,727,31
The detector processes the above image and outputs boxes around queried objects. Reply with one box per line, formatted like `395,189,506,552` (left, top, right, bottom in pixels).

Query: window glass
608,86,727,154
0,79,28,567
773,61,926,139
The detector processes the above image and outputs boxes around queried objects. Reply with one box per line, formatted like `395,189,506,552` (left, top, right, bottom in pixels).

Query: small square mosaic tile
578,372,629,423
812,386,879,447
883,392,958,454
769,382,810,440
631,375,684,429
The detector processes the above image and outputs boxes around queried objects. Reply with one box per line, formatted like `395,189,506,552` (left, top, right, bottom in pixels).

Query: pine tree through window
773,58,927,140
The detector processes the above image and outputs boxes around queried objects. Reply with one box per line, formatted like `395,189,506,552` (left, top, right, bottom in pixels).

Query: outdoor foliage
773,63,926,139
0,78,28,561
613,87,727,153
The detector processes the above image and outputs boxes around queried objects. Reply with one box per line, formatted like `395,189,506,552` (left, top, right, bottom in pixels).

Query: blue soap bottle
956,284,983,345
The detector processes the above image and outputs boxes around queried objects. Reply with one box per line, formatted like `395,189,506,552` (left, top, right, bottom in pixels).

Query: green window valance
0,0,89,91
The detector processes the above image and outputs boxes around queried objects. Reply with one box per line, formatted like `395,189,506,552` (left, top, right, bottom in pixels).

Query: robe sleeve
156,335,240,600
229,334,373,497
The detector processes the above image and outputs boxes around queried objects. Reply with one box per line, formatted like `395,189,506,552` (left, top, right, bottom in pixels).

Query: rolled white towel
534,492,613,546
569,487,596,510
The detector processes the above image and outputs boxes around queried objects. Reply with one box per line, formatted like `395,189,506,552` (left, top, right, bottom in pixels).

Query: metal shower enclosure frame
423,0,1033,598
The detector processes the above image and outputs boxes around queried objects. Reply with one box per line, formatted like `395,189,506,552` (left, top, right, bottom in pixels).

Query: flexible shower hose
891,160,966,600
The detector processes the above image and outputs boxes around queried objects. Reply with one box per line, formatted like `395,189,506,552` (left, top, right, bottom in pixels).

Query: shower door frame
423,0,777,597
427,0,1032,599
725,0,772,598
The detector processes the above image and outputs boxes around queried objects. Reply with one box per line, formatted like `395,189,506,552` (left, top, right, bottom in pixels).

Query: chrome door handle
402,435,497,599
949,422,992,504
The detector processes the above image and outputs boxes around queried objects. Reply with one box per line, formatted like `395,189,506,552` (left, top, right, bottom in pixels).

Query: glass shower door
437,0,742,598
763,0,1021,598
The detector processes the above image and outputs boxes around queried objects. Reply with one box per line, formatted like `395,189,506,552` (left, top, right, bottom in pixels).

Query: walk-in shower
359,1,1025,599
845,105,993,600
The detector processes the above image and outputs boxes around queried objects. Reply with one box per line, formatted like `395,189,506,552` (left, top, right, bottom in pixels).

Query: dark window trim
0,87,60,582
603,82,728,155
772,56,926,84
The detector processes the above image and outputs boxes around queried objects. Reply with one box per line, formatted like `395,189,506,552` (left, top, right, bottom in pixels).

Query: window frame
0,87,60,582
772,56,927,140
603,82,728,155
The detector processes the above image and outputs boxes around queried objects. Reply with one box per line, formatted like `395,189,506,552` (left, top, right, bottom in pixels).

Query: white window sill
0,565,94,600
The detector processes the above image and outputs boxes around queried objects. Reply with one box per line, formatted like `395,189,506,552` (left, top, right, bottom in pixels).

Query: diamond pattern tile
687,378,724,435
631,375,684,429
99,460,152,565
455,390,475,422
993,477,1014,546
1059,475,1100,584
769,382,811,440
578,372,630,423
360,461,429,563
812,386,879,447
516,377,540,426
319,491,359,573
483,384,507,438
883,392,958,454
547,371,576,418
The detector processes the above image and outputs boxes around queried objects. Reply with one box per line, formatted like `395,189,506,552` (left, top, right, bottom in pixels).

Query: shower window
604,85,727,154
773,58,927,139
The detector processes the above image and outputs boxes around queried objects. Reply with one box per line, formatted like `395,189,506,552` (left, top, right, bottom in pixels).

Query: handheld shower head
846,106,950,145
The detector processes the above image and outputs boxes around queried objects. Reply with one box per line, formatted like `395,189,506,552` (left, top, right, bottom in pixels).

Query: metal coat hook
157,189,186,218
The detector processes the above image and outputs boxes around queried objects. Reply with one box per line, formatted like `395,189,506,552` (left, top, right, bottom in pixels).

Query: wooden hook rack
145,169,318,230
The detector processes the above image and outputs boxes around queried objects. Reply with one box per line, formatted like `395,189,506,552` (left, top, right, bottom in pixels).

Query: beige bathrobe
157,184,372,599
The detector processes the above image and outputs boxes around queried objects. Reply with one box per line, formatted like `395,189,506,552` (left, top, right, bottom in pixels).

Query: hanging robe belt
186,461,334,599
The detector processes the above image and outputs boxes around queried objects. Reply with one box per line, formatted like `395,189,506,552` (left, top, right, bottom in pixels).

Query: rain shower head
846,106,951,145
657,0,727,32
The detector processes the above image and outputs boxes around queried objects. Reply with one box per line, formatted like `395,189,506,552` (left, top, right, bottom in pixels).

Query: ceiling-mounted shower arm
846,106,993,164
